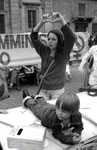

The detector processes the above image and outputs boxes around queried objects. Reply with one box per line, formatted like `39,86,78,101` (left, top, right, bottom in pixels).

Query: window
78,3,85,17
0,0,5,33
28,10,36,28
25,4,39,31
0,14,5,33
0,0,4,10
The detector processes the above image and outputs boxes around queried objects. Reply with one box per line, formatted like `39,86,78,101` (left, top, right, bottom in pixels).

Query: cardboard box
7,124,46,150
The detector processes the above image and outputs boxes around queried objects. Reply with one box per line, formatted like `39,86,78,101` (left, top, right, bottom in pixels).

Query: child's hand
72,133,82,144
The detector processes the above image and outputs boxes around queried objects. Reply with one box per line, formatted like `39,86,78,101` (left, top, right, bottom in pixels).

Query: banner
0,32,90,67
0,33,41,67
39,32,90,62
70,32,90,62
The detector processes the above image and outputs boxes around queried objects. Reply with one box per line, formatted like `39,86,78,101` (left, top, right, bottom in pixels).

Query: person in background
78,33,97,90
23,90,83,145
65,56,72,81
30,11,75,100
88,35,95,48
8,67,21,91
79,35,95,91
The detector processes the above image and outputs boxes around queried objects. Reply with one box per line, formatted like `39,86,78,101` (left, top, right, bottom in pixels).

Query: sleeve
71,112,84,135
30,30,46,56
51,124,74,144
61,24,76,59
79,48,93,69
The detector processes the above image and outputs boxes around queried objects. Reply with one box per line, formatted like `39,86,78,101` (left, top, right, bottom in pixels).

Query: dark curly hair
47,29,64,62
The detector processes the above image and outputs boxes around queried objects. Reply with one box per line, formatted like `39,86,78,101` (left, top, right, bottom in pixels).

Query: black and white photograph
0,0,97,149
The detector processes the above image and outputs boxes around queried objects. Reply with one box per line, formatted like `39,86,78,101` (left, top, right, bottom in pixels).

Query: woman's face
56,107,71,120
47,33,58,50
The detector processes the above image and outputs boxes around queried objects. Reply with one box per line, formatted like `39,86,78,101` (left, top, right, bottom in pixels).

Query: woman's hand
41,13,53,24
41,11,66,25
33,11,66,32
52,12,66,25
41,11,60,23
33,13,52,32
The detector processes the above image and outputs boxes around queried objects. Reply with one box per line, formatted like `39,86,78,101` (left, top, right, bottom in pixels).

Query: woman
30,12,75,100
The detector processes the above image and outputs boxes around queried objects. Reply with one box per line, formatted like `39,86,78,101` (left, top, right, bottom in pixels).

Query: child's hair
56,92,80,113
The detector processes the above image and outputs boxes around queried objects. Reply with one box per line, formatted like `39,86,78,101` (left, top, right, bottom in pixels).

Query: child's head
55,92,80,120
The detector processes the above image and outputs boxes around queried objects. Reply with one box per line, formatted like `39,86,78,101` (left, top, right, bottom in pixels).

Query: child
23,90,83,144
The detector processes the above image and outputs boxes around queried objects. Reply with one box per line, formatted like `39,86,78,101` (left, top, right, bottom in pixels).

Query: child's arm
52,124,82,144
71,112,83,135
52,113,83,144
52,125,75,144
78,50,92,73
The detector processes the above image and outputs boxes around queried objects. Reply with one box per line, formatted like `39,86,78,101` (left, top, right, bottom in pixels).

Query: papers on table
77,92,97,109
81,118,97,144
77,92,97,125
81,108,97,126
0,107,37,127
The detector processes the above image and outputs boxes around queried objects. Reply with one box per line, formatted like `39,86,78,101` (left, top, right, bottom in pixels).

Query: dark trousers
26,97,52,120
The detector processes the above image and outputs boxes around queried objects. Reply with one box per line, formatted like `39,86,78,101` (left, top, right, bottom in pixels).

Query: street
0,63,85,109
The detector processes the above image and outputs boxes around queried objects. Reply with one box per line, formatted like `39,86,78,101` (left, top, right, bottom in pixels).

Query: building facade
0,0,97,35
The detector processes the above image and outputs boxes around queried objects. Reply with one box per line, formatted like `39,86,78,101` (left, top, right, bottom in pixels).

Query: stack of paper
0,107,37,127
81,108,97,126
7,124,46,150
77,92,97,109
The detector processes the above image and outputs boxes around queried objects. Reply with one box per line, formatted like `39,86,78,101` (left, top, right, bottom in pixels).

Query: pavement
0,62,85,110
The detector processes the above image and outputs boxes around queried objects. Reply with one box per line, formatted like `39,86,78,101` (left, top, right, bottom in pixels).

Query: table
0,92,97,150
77,92,97,125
